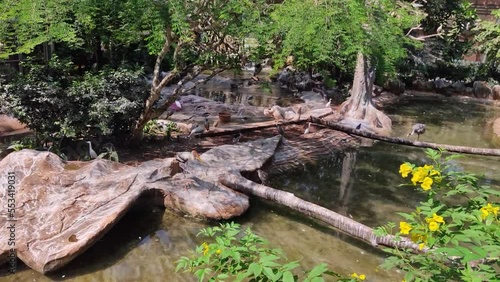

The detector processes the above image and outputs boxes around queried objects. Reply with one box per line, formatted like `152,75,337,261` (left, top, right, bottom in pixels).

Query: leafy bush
376,149,500,282
176,222,366,282
2,56,149,140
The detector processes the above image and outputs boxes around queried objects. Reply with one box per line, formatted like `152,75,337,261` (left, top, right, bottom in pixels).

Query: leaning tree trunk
339,53,392,135
220,173,422,252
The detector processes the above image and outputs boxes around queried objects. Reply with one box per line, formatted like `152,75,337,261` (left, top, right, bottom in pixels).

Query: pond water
1,96,499,281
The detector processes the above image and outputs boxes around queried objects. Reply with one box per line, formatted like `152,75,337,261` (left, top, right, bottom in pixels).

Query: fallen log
196,111,334,138
310,117,500,157
220,173,422,252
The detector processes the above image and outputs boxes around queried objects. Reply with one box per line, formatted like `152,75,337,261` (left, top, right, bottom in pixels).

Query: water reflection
1,98,499,281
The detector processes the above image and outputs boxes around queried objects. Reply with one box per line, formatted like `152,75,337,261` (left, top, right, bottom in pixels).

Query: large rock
473,81,492,99
492,85,500,100
0,136,281,274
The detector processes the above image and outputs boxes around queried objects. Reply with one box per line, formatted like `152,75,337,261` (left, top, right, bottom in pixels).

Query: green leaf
282,271,295,282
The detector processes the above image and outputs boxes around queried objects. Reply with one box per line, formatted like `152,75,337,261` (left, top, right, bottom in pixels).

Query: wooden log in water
310,117,500,157
220,173,422,252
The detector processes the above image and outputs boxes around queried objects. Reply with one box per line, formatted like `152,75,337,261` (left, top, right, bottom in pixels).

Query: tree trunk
339,53,392,135
220,173,422,251
309,117,500,157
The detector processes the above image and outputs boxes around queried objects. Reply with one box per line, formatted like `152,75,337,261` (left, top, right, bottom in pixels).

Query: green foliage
0,0,80,58
97,143,119,162
475,9,500,67
143,120,178,136
176,222,364,282
378,149,500,281
7,137,36,151
2,56,148,139
255,0,423,81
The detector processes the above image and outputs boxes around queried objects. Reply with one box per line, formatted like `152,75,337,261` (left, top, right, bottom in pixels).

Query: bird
356,123,361,130
87,141,97,159
204,117,210,131
264,105,286,121
325,98,332,107
304,122,311,135
232,133,243,144
436,24,443,34
408,123,426,140
188,123,205,137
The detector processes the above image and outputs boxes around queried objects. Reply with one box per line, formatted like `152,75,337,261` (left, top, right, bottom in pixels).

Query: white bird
436,24,443,34
325,98,332,107
87,141,97,159
304,122,311,134
408,123,426,140
188,123,205,137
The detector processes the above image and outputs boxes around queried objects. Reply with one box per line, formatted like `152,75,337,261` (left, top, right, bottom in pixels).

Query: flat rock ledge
0,136,281,274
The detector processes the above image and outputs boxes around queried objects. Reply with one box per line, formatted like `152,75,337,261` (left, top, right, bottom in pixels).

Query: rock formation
0,136,281,274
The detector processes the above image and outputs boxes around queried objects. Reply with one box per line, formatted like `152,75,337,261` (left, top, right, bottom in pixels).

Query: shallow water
1,97,499,282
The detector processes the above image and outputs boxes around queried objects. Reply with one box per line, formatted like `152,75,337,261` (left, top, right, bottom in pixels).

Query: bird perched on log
325,98,332,108
189,123,205,137
204,117,210,131
408,123,426,140
304,122,311,135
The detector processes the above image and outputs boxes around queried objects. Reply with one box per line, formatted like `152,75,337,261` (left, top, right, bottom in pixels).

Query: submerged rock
0,136,281,274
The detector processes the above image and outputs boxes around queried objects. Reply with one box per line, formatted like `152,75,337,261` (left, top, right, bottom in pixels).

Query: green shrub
376,149,500,281
2,56,149,140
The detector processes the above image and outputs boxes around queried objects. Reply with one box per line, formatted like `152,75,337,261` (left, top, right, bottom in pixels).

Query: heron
325,98,332,107
188,123,205,137
86,141,98,159
204,117,210,131
408,123,426,140
304,122,311,135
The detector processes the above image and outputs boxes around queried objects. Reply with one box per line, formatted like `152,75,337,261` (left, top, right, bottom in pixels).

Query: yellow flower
399,163,412,178
202,242,210,255
350,273,366,281
480,208,489,220
399,221,412,234
423,164,434,172
418,243,426,250
420,177,433,191
411,168,426,185
411,233,427,243
426,213,445,224
429,169,440,177
428,221,439,231
216,249,222,254
480,203,499,220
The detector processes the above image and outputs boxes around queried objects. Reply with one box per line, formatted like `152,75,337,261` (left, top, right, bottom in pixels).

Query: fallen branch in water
310,117,500,157
220,172,422,252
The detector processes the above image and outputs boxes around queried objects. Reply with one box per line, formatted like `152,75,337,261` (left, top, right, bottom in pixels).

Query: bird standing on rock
408,123,426,140
304,122,311,135
191,150,203,162
86,141,98,159
325,98,332,108
189,123,205,137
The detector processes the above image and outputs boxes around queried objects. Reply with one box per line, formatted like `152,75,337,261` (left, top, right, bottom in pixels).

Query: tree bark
310,117,500,157
220,173,422,251
339,53,392,135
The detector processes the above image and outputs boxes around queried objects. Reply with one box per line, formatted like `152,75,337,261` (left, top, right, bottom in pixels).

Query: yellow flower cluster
480,203,499,220
425,213,445,232
399,163,441,191
202,242,210,255
410,233,428,250
350,273,366,281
